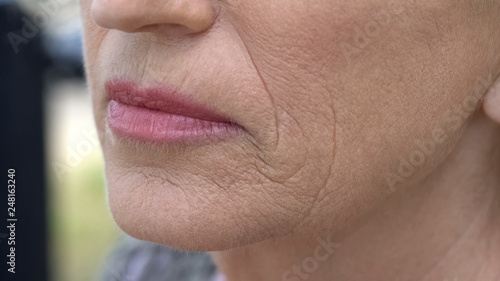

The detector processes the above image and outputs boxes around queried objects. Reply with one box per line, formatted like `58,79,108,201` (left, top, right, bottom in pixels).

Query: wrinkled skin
80,0,500,254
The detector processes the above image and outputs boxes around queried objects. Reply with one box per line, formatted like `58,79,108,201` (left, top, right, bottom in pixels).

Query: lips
105,79,243,142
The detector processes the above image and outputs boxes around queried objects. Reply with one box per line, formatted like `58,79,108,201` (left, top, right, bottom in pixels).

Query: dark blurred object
42,17,84,77
0,2,49,281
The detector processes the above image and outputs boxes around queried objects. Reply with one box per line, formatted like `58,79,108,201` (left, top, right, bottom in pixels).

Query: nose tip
91,0,217,34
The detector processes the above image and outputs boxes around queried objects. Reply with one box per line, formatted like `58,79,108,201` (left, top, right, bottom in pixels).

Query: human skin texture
80,0,500,280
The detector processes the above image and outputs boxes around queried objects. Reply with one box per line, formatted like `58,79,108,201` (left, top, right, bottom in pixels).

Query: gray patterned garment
99,235,226,281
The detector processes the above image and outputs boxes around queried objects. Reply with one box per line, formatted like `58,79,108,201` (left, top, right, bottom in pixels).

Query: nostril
91,0,143,32
90,0,217,34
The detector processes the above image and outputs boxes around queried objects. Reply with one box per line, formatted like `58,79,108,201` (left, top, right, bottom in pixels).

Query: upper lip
105,78,234,123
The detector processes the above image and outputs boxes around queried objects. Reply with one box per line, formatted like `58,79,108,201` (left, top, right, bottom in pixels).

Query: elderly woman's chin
100,134,340,251
103,165,314,251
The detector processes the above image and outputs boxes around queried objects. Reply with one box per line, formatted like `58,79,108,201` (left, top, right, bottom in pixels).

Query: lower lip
107,101,243,142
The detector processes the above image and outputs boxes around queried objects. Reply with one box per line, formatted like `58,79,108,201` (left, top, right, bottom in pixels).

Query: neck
211,111,500,281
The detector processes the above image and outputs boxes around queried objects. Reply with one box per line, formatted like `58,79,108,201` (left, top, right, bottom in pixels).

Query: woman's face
80,0,500,250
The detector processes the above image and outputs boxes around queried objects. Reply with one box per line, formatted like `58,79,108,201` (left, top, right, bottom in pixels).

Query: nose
90,0,217,34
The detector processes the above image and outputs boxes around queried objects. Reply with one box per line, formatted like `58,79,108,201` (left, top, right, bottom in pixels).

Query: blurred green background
45,79,121,281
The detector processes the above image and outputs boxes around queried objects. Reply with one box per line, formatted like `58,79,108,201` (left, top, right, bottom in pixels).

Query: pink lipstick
106,79,243,142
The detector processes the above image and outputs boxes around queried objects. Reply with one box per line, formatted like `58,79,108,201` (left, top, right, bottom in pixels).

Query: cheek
326,2,494,199
222,0,344,188
227,0,495,231
80,0,110,142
